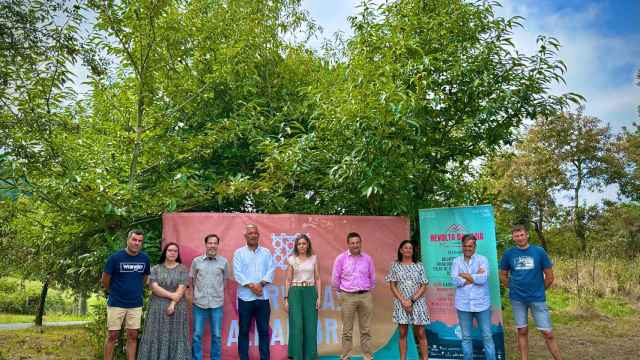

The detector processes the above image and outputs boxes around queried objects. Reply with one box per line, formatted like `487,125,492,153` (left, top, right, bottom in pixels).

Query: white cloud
496,0,640,132
496,0,639,205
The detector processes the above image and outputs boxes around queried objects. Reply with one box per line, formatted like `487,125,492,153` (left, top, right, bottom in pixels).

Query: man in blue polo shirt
500,224,562,360
102,229,151,360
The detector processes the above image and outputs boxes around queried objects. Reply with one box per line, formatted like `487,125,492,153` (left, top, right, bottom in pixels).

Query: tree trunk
129,85,145,188
78,291,88,316
34,277,49,327
534,206,548,251
574,164,586,251
575,208,586,251
534,220,548,251
575,257,580,298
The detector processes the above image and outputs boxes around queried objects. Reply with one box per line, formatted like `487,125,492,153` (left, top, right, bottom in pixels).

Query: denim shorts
511,300,553,331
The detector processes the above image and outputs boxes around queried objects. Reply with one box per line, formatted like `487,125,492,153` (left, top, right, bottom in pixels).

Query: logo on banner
271,233,297,270
447,224,465,232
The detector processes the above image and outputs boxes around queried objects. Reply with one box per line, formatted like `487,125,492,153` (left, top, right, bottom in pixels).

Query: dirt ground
502,313,640,359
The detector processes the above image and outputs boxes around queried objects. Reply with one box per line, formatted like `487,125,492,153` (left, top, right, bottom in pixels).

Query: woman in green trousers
284,233,322,360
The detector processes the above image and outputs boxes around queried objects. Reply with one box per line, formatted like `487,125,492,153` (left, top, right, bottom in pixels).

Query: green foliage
0,0,102,294
546,289,638,323
480,125,566,250
587,202,640,257
0,0,584,297
502,287,638,328
480,107,616,252
593,297,638,318
0,313,88,323
257,0,581,221
609,124,640,201
87,292,151,359
537,109,613,249
87,297,115,358
0,277,74,315
513,200,640,258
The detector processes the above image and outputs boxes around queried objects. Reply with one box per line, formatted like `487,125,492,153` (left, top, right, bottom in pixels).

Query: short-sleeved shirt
190,254,228,309
149,263,189,296
287,255,317,283
103,250,151,308
500,245,552,302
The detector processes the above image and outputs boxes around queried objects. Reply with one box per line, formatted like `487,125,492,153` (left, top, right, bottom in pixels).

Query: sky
302,0,639,131
301,0,640,205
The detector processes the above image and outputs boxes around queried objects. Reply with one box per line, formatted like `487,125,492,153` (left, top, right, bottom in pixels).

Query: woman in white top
284,233,321,360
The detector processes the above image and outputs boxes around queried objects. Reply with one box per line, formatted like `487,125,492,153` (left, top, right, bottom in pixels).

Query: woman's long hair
159,242,182,264
293,233,313,257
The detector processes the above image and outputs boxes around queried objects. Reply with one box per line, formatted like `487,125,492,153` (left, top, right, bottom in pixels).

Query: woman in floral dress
385,240,429,360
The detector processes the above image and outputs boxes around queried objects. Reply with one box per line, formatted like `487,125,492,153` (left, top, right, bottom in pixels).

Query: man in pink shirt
331,232,376,360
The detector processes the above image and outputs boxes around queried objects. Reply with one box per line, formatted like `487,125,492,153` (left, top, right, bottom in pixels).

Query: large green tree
480,122,567,250
609,124,640,202
257,0,581,227
537,109,613,250
608,69,640,201
1,0,582,325
589,201,640,257
2,0,322,317
0,0,87,326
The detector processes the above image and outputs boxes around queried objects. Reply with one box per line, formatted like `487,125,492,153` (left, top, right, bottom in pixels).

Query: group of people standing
101,224,560,360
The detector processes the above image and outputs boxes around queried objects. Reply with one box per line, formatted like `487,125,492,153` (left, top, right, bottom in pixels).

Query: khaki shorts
107,306,142,331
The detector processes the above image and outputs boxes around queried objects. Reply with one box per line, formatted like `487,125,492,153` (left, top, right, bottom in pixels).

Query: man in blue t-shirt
500,225,561,360
101,229,150,360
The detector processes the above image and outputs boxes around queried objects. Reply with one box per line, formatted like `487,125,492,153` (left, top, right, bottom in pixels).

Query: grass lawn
0,326,94,359
0,289,638,359
0,313,89,324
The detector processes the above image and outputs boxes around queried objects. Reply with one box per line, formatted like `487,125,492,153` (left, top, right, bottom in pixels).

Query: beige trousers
339,291,374,360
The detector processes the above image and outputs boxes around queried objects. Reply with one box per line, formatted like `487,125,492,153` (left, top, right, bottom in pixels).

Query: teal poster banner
419,205,505,359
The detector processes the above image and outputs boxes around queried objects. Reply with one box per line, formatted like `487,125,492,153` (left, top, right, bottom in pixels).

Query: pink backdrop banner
162,212,410,359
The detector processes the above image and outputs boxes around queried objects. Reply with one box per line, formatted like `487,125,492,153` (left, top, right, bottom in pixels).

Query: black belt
343,290,369,294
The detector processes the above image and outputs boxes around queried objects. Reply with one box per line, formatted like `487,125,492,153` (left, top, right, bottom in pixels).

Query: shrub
0,277,74,314
87,291,150,359
553,256,640,300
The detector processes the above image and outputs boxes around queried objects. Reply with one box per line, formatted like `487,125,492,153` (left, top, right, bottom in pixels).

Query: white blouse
287,255,317,283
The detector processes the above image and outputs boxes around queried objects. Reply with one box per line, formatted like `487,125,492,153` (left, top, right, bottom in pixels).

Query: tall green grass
553,256,640,300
